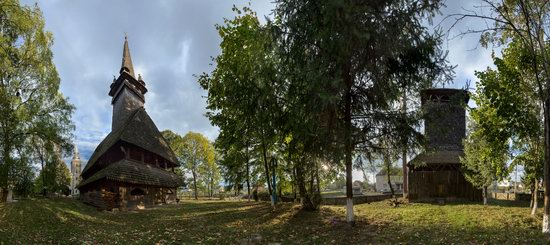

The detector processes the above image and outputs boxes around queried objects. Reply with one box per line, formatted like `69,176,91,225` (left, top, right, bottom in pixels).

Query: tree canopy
0,0,74,200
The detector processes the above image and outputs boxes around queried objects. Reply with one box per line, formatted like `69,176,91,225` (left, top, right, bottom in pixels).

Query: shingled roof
408,151,463,166
81,108,178,175
77,159,183,188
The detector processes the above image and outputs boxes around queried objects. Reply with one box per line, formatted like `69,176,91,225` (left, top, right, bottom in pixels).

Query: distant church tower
70,144,81,196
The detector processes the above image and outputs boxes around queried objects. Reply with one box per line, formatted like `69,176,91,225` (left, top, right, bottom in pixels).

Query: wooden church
407,88,481,202
77,37,183,210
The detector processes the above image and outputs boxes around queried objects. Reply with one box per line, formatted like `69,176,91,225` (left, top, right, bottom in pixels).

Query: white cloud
175,39,192,74
22,1,501,178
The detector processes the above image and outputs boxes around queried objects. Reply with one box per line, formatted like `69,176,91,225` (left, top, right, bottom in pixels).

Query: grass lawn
0,198,547,244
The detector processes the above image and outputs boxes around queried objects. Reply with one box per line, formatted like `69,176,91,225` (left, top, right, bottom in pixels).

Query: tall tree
464,39,541,208
461,121,508,205
451,0,550,233
34,150,71,196
181,132,216,199
516,138,543,214
201,151,221,198
199,6,282,206
273,0,449,224
0,0,74,201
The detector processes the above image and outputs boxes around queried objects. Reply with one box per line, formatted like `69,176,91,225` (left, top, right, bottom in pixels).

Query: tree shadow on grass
254,203,548,244
407,198,532,208
4,198,547,244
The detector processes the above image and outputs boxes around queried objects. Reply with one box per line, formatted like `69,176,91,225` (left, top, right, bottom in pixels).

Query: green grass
0,198,547,244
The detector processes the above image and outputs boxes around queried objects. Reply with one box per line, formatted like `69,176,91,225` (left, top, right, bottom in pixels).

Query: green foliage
463,38,543,195
162,130,219,198
34,154,70,196
467,0,550,227
461,121,508,189
200,1,451,213
273,0,451,212
161,129,185,177
0,0,74,199
199,6,298,202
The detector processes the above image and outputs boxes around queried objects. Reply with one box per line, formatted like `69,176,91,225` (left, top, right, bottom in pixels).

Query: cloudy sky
23,0,495,182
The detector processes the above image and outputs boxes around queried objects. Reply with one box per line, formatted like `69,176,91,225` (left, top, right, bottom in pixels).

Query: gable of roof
81,108,178,175
77,159,183,188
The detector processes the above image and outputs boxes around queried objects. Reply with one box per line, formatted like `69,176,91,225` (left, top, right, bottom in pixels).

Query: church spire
73,143,80,160
109,35,147,131
120,34,135,78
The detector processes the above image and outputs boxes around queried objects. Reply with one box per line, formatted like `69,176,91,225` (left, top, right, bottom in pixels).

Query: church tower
70,144,82,196
78,36,182,210
407,88,481,202
108,35,147,131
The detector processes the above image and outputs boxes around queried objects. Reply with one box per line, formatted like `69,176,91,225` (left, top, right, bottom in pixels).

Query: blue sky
23,0,497,182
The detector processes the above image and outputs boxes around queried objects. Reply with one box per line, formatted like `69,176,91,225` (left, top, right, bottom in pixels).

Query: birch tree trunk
531,183,535,209
532,180,539,216
343,60,354,225
192,170,198,200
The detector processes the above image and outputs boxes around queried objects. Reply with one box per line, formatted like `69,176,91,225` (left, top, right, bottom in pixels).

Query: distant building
77,37,183,210
495,180,524,193
408,89,481,202
342,182,363,195
70,144,81,196
376,167,403,193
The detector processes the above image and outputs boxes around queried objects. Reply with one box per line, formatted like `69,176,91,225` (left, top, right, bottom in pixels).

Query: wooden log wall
408,170,481,202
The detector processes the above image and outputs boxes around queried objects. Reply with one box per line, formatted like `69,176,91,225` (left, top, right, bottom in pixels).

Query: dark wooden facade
408,163,481,202
408,89,481,202
78,37,182,210
79,181,177,210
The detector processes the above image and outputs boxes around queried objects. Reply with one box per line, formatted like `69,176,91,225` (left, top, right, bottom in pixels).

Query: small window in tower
130,188,145,196
440,95,450,102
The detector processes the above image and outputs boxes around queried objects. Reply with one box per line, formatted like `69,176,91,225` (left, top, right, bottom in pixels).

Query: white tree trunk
346,198,355,224
532,181,539,216
543,214,550,234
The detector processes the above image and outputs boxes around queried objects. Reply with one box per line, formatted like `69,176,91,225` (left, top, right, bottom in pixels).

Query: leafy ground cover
0,198,546,244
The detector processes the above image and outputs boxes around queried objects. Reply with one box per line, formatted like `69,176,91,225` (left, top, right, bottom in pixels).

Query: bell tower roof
120,34,135,78
109,35,147,100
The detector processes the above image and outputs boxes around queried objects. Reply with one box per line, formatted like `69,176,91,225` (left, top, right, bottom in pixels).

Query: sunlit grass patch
0,197,547,244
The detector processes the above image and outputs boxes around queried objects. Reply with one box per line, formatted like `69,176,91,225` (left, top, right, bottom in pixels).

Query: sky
22,0,498,183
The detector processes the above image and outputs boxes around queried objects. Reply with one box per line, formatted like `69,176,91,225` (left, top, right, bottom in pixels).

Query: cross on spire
120,34,135,78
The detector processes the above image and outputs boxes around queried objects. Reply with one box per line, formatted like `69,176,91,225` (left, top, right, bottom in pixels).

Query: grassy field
0,198,547,244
